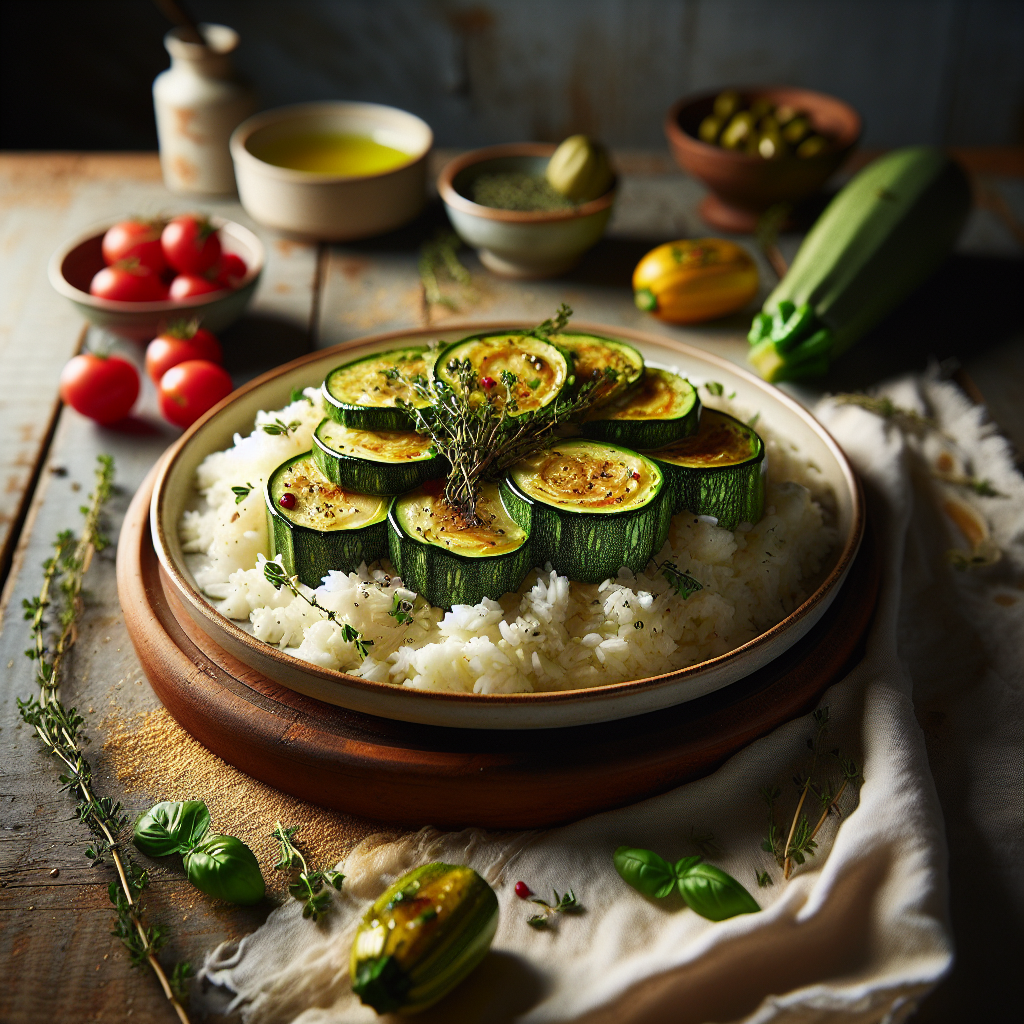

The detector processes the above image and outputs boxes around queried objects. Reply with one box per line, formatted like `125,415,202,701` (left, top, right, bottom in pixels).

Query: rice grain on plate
181,390,836,694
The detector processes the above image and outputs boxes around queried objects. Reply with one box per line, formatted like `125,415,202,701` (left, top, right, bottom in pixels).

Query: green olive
796,135,830,158
750,98,775,122
782,116,811,145
757,129,786,160
774,104,799,127
713,90,741,122
698,115,723,144
720,111,755,150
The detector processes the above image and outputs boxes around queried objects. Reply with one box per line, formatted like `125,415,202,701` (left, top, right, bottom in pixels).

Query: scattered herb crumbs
290,387,314,406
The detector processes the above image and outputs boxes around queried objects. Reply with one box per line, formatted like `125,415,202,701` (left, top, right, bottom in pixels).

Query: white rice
180,389,837,694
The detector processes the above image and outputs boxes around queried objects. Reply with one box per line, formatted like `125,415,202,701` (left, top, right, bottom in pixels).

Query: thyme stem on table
271,823,345,922
17,456,193,1024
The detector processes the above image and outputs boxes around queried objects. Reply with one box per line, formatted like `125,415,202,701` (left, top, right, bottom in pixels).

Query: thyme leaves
271,823,345,922
397,306,613,523
263,560,373,657
18,457,193,1023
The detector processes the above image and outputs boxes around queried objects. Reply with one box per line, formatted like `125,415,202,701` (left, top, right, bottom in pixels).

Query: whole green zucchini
748,147,971,381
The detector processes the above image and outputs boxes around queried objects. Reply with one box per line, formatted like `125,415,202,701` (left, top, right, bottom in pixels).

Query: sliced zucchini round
645,408,766,529
312,418,445,496
322,346,434,431
266,452,390,588
552,332,644,406
581,368,700,449
388,482,532,609
434,333,571,417
502,439,670,584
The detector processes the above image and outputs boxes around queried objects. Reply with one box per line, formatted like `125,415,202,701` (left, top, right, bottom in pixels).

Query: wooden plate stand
118,471,879,830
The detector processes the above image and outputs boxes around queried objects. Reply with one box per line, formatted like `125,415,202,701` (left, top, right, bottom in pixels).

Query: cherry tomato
169,273,223,300
89,262,169,302
101,219,167,274
216,252,248,287
145,326,223,383
161,215,222,275
59,354,139,424
158,359,233,428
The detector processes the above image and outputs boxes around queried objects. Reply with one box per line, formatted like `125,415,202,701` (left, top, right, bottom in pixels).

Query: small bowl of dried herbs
437,140,617,279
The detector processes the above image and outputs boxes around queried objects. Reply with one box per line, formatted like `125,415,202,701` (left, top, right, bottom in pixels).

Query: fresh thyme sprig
263,560,373,656
262,417,301,436
526,888,583,930
17,457,192,1024
231,483,252,504
760,706,862,882
397,306,615,523
271,823,345,922
831,393,941,437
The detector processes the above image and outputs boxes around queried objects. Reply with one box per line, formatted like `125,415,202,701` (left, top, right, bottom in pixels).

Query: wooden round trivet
118,469,880,830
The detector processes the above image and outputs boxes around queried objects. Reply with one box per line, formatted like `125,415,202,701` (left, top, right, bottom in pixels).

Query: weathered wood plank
0,154,321,1023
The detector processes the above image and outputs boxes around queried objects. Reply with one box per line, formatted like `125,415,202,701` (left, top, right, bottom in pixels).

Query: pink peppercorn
279,492,297,509
481,376,496,389
514,881,532,899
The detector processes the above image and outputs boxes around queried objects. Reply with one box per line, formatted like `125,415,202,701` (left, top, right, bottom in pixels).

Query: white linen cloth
197,374,1023,1024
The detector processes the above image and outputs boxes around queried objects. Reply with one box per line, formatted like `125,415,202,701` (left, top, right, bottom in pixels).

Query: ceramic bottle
153,23,257,196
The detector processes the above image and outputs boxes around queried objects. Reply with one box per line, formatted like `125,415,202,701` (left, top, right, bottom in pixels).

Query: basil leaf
674,855,703,877
133,800,210,857
184,834,265,906
613,847,677,899
675,861,760,921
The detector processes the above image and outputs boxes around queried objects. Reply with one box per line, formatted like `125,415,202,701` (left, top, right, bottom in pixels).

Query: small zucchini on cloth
312,418,445,496
645,409,765,530
434,333,572,416
389,481,532,609
582,367,700,449
350,863,499,1015
322,346,435,430
748,147,971,381
266,452,390,588
502,439,670,584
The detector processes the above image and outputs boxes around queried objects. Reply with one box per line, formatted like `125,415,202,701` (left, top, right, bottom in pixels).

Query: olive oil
253,133,412,176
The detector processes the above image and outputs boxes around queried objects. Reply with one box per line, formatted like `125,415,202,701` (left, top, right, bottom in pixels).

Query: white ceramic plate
151,321,863,730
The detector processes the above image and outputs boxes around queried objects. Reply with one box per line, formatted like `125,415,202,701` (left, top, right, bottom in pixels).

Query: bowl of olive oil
231,102,433,240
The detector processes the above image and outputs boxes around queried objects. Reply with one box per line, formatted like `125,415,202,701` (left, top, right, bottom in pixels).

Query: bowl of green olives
665,87,861,233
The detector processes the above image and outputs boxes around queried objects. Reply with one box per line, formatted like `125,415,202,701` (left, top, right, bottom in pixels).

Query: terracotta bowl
665,86,861,232
438,144,616,278
48,217,264,342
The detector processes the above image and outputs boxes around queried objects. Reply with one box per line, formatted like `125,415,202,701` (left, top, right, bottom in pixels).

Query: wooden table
0,151,1020,1023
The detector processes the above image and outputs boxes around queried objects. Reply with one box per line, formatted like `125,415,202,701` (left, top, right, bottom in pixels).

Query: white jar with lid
153,23,257,196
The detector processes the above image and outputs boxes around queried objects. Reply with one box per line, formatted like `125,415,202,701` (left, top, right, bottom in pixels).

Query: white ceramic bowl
230,101,432,240
48,217,264,342
151,321,863,731
438,144,616,278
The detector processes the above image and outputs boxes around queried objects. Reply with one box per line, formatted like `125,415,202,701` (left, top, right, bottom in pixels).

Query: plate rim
150,319,864,711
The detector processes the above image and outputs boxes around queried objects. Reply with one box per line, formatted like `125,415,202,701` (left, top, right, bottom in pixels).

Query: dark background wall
1,0,1022,152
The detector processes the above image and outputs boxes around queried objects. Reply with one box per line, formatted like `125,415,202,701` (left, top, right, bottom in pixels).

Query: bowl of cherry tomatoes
48,213,264,342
